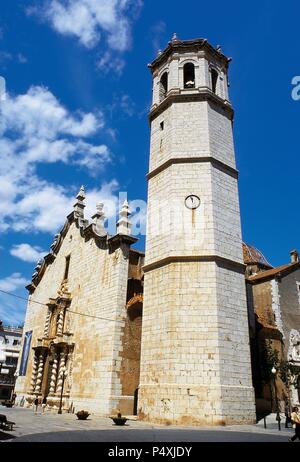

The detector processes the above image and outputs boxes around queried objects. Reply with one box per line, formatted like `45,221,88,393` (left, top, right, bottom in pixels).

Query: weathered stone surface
15,215,140,415
140,38,256,425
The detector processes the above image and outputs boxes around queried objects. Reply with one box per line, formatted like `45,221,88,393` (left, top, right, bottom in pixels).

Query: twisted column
44,309,52,337
57,309,65,336
56,352,67,394
34,353,45,394
49,353,58,395
30,353,38,392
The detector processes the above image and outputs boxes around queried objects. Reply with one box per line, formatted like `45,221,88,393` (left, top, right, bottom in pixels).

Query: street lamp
58,366,66,415
271,367,281,431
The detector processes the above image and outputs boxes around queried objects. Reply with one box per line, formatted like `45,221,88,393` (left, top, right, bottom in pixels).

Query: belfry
138,36,256,425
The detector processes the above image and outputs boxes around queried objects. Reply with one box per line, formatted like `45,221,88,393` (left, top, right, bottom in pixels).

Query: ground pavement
0,406,296,442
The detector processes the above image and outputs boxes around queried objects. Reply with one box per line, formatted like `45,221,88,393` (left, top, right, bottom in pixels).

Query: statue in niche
288,329,300,363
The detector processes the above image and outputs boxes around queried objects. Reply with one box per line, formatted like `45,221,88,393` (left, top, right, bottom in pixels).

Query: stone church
15,36,299,425
244,245,300,415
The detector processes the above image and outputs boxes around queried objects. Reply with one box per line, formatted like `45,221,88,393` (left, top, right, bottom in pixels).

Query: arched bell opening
211,68,219,94
184,63,195,88
159,72,168,102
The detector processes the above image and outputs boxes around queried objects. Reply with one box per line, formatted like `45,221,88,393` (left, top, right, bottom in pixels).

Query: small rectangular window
6,357,18,366
297,282,300,305
160,121,164,131
64,255,71,280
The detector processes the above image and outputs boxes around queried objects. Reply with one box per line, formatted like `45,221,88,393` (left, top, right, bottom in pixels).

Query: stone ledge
143,255,245,274
147,156,238,181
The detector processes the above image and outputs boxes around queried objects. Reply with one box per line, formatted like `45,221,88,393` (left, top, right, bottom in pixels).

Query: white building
0,321,23,400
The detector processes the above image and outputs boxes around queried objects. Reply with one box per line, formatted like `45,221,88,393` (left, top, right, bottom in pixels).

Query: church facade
15,36,299,425
15,192,144,415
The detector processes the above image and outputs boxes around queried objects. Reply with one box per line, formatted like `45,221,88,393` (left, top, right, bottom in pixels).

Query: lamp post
58,366,66,415
272,366,281,431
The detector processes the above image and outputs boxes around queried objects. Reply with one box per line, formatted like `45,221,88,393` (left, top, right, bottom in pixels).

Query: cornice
143,255,245,274
149,89,234,122
108,234,138,248
147,156,238,181
27,215,138,294
148,38,230,73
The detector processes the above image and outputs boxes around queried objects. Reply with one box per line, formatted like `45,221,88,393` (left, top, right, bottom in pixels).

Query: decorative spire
73,185,86,219
117,200,132,236
77,185,85,200
32,258,44,280
171,32,179,42
50,233,61,254
92,203,107,237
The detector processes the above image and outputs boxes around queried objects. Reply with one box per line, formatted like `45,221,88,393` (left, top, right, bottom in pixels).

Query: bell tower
139,36,256,425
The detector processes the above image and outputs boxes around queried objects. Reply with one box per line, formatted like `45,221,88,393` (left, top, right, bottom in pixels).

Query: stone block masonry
139,261,255,425
139,37,256,425
15,199,139,416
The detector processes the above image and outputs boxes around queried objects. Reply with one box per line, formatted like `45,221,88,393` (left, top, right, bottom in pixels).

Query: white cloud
0,273,28,292
96,51,125,76
107,93,136,119
0,50,12,63
30,0,143,51
0,51,28,65
17,53,28,64
0,295,26,326
150,21,167,54
0,86,115,233
0,274,28,325
10,244,46,263
15,184,73,233
0,86,103,141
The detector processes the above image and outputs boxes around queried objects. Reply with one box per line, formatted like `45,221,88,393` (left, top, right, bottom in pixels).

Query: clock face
185,195,200,210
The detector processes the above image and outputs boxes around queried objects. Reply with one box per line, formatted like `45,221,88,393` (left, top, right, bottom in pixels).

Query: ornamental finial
117,200,132,236
73,185,86,219
92,202,107,237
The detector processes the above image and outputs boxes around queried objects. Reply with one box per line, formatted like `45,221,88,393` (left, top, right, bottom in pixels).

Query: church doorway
133,388,139,416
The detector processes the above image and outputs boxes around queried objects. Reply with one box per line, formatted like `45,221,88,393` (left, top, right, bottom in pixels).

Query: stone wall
119,303,142,414
141,40,256,425
279,268,300,357
139,261,255,425
251,281,275,328
15,221,133,415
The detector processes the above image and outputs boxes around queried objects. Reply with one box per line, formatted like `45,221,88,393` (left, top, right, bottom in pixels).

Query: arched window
211,68,219,94
159,72,168,102
184,63,195,88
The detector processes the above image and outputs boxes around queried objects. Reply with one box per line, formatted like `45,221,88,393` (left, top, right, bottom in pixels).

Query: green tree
261,340,280,383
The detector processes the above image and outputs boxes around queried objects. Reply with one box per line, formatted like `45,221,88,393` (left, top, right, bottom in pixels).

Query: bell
186,80,195,88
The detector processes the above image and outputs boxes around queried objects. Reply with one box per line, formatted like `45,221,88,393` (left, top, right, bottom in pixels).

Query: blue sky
0,0,299,324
